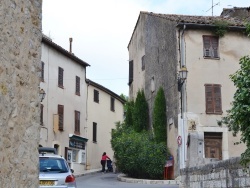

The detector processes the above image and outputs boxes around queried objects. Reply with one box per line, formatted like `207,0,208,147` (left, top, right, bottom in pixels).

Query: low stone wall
180,157,250,188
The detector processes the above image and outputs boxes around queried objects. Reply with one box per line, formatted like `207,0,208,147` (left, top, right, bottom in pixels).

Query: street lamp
39,89,46,102
178,66,188,92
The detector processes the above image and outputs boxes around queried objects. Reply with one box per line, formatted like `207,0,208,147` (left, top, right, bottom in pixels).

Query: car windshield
40,157,69,173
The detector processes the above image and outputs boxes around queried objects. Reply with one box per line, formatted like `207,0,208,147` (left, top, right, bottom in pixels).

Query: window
75,111,80,134
203,36,219,58
40,104,44,125
58,67,64,88
205,84,222,114
81,151,86,164
58,105,64,130
110,97,115,111
141,55,145,71
41,61,44,82
94,89,99,103
72,150,78,162
128,60,133,85
75,76,80,95
93,122,97,142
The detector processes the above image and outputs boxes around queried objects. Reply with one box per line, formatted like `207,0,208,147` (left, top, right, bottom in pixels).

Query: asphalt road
76,172,179,188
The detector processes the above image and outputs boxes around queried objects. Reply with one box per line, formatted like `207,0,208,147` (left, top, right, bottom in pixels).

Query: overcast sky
42,0,249,96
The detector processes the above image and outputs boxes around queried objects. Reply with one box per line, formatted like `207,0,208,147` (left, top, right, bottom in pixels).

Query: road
76,172,179,188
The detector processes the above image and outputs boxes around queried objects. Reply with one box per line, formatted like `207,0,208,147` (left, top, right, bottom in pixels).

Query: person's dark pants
101,160,106,172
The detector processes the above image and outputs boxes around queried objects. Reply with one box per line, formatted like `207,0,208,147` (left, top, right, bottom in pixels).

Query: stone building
0,0,42,187
128,11,250,177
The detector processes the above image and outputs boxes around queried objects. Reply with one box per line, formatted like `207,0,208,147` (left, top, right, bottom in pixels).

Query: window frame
205,84,222,114
110,97,115,112
58,105,64,131
41,61,44,82
93,122,97,143
75,76,80,95
58,67,64,88
141,55,145,71
94,89,99,103
74,110,80,135
128,60,134,85
203,35,219,59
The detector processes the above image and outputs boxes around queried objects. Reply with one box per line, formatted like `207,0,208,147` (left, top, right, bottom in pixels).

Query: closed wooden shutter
205,84,214,113
75,111,80,134
94,89,99,103
76,76,80,95
93,122,97,142
205,84,222,114
58,67,64,87
129,60,133,85
58,105,64,130
214,85,222,113
40,104,44,125
110,97,115,111
211,37,219,58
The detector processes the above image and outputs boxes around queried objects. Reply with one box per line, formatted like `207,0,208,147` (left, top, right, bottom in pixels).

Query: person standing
100,152,110,172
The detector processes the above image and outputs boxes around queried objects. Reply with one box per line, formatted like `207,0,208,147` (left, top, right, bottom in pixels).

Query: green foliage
133,90,149,132
213,20,229,37
124,100,134,127
153,87,167,143
245,22,250,37
220,56,250,166
111,123,169,180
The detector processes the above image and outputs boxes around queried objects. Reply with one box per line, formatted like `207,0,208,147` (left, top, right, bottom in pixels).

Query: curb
74,169,101,178
117,174,180,185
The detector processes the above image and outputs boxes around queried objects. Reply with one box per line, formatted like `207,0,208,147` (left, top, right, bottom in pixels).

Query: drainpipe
180,24,187,169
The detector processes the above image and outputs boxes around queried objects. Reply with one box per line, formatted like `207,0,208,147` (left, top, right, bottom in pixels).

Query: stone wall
180,157,250,188
0,0,42,187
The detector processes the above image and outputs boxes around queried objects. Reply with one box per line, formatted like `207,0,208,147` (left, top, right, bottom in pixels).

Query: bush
111,123,169,180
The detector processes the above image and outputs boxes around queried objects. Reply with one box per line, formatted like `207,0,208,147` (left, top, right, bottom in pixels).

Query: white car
39,148,77,188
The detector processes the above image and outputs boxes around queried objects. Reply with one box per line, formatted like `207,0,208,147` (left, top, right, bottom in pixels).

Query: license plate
40,180,55,186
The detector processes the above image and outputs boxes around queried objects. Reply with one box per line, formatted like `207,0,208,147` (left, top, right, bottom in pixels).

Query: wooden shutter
211,37,219,58
214,85,222,114
129,60,134,85
75,111,80,134
58,105,64,130
93,122,97,142
76,76,80,95
205,84,222,114
41,61,44,82
58,67,64,87
110,97,115,111
94,90,99,103
203,36,211,57
40,104,44,125
205,84,214,114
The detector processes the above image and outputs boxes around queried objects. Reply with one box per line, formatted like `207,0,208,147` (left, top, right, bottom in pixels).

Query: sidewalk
74,168,101,177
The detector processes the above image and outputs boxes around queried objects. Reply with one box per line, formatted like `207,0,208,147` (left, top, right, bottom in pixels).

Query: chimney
69,37,73,53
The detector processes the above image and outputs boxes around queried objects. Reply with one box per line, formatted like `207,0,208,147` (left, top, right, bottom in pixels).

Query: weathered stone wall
0,0,42,187
180,157,250,188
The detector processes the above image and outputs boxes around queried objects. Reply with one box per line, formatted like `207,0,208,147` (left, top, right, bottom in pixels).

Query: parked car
39,147,77,188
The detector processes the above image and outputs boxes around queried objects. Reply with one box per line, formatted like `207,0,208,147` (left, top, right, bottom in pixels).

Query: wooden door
204,132,222,160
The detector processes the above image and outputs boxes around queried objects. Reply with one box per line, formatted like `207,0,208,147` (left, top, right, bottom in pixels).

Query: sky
42,0,250,96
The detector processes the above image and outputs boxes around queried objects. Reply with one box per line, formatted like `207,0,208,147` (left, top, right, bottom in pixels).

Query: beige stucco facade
40,36,89,174
86,80,125,170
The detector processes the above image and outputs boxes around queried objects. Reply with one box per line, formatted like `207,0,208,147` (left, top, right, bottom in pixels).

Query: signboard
69,139,85,149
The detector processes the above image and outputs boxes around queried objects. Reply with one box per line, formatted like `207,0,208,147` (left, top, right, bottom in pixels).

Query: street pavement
76,172,179,188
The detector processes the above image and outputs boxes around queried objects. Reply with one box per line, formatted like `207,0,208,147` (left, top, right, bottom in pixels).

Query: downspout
85,79,90,170
180,24,187,169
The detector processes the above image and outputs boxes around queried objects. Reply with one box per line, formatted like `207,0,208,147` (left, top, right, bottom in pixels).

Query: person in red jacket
100,152,110,172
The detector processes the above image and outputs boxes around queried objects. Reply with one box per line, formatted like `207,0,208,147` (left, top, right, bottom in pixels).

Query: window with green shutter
205,84,222,114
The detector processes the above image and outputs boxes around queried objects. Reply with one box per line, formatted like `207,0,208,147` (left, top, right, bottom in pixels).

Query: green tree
153,87,167,143
124,100,134,127
220,56,250,166
133,90,149,132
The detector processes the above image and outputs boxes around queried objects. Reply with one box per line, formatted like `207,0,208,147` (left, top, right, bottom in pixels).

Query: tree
220,56,250,166
124,100,134,127
153,87,167,143
133,90,149,132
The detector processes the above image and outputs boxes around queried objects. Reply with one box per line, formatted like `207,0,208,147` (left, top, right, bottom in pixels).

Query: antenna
206,0,220,16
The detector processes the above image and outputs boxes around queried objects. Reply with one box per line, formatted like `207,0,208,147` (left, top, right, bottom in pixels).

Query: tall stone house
85,79,126,170
128,11,250,177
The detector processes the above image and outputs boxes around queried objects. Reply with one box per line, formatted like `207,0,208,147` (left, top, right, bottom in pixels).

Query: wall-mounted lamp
39,89,46,102
178,66,188,92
